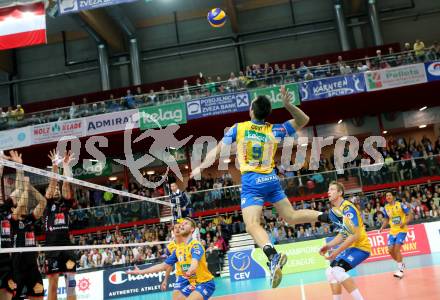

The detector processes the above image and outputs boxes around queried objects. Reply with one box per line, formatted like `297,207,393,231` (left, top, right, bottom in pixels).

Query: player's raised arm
126,263,172,275
61,151,74,200
280,85,310,131
9,150,25,202
30,184,47,219
46,149,60,199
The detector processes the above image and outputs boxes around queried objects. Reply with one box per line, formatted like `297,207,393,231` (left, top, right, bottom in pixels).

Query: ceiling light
300,143,308,147
184,165,189,169
419,106,427,111
338,119,343,124
147,170,155,175
419,125,427,128
382,130,388,134
109,176,118,181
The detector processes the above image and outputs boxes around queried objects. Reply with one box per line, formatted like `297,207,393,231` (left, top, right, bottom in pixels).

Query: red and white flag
0,2,46,50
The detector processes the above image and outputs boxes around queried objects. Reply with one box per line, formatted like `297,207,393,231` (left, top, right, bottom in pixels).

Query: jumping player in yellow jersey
191,86,329,288
127,218,215,300
320,182,371,300
379,191,413,279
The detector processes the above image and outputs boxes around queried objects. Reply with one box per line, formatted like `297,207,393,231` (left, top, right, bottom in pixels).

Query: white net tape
0,158,173,207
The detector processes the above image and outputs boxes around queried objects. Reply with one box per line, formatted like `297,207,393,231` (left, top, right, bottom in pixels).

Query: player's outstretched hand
325,251,337,261
160,280,168,291
126,265,141,275
63,150,75,166
48,149,62,166
280,85,293,106
319,245,329,256
8,150,22,164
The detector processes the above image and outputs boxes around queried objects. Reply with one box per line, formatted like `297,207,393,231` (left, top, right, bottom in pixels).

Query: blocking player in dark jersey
0,154,17,300
44,150,77,300
0,150,30,300
11,172,47,300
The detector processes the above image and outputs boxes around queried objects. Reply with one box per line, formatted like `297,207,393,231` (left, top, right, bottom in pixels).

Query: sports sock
397,262,404,271
350,289,364,300
333,295,342,300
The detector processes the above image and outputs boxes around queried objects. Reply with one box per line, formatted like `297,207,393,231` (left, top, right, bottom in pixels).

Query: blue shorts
240,171,286,209
174,276,192,297
333,247,370,270
388,232,407,246
194,280,215,300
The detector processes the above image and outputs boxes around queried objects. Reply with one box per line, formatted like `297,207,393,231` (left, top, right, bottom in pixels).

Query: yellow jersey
330,200,372,253
166,240,183,277
383,201,411,235
223,120,296,174
165,238,213,284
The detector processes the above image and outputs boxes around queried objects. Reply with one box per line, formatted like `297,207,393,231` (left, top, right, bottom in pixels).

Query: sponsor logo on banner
424,221,440,253
186,92,250,120
364,63,427,91
86,109,139,136
365,224,431,262
300,74,366,101
227,249,266,281
32,119,85,144
425,61,440,81
58,0,137,15
43,271,103,299
0,127,31,150
139,103,187,129
72,160,112,179
249,83,299,109
103,264,176,298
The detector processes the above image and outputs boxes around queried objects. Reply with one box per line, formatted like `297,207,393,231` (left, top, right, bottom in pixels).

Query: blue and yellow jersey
223,120,296,174
383,201,411,235
166,240,183,276
165,238,213,285
329,200,371,253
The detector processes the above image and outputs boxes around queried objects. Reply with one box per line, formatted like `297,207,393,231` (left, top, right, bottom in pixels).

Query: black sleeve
182,193,190,208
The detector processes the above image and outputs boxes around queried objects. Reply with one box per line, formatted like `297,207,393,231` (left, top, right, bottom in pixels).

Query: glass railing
67,153,440,232
1,49,438,132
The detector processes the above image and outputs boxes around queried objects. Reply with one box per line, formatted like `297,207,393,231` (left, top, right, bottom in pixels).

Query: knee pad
66,274,76,296
331,266,350,283
325,267,337,284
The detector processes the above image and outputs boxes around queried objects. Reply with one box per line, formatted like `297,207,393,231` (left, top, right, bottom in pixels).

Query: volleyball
207,8,227,28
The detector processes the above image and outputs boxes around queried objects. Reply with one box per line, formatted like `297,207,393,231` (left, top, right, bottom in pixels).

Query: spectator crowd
2,40,440,131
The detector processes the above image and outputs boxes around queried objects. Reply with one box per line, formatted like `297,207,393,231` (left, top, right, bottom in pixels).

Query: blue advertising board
186,92,250,120
227,249,266,281
425,61,440,82
58,0,137,15
103,263,176,298
300,74,366,101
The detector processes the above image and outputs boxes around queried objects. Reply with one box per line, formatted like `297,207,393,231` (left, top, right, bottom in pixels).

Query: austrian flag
0,2,46,50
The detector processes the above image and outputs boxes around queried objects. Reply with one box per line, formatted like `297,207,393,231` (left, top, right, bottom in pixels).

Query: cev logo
428,62,440,76
230,252,251,272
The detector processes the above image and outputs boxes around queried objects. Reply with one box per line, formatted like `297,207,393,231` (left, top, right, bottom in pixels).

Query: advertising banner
227,248,266,281
365,224,431,262
186,92,250,120
86,109,139,136
253,238,328,274
72,160,112,179
424,61,440,81
32,119,85,144
103,263,176,298
300,74,366,101
364,63,427,91
424,221,440,253
0,126,31,150
139,103,187,129
249,83,299,108
43,271,103,300
58,0,137,15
